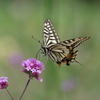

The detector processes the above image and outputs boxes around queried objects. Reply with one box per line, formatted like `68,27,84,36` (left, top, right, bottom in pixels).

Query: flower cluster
0,77,9,89
21,58,45,82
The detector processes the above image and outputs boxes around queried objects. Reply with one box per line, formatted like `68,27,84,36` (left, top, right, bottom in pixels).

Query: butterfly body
41,19,90,66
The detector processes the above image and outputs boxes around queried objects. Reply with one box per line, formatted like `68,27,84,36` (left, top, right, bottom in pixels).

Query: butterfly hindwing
48,44,69,63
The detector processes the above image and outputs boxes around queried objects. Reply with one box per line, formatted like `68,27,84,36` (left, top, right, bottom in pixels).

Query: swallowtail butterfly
40,19,90,66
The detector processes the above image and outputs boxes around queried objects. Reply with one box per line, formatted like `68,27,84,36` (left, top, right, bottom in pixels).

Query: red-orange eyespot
57,62,62,65
62,60,67,63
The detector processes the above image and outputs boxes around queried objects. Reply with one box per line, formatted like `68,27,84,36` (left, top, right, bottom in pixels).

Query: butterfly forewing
61,37,90,48
43,19,60,47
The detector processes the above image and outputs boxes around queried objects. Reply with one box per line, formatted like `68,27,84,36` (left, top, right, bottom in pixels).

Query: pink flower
61,77,79,92
21,58,45,82
0,77,9,89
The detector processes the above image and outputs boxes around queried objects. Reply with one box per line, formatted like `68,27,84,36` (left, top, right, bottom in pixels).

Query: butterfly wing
42,19,60,47
48,37,90,65
60,37,90,65
48,44,69,63
61,37,90,48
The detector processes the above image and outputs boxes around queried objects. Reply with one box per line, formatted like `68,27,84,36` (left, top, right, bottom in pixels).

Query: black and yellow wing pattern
41,19,90,66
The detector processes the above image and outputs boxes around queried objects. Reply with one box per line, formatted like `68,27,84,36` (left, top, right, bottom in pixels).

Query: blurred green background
0,0,100,100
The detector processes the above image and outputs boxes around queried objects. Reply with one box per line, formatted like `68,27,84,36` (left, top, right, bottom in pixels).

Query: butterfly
40,19,90,66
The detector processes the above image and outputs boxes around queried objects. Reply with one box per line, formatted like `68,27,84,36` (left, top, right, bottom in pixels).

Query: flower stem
5,88,15,100
18,78,31,100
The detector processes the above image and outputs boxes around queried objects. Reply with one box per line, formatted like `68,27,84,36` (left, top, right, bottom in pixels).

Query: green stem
18,78,31,100
5,88,15,100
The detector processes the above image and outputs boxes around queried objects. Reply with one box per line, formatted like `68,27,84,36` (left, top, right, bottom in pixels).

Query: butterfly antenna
32,36,42,45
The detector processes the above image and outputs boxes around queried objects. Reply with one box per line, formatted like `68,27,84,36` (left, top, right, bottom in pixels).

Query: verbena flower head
0,77,9,89
21,58,45,82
